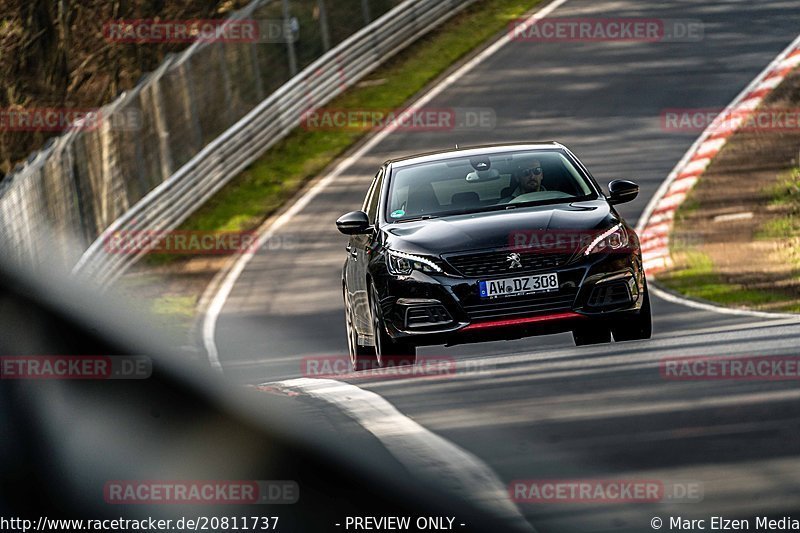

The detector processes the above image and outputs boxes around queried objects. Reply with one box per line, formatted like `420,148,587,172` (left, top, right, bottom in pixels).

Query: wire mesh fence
0,0,463,275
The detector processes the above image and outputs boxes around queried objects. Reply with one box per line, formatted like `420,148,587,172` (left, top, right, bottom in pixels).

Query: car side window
361,175,377,213
364,170,384,224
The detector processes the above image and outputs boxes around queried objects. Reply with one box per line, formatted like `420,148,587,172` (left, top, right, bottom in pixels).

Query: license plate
479,273,559,298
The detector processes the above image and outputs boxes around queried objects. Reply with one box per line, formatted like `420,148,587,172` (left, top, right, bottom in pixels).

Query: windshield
385,149,595,222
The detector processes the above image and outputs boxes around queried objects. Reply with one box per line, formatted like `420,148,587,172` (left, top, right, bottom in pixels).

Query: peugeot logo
506,253,522,269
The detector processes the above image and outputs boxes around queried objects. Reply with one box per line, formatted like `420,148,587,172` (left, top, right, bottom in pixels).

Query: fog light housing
588,281,632,308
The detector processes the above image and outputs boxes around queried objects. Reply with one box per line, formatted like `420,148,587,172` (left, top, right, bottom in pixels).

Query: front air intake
587,282,632,308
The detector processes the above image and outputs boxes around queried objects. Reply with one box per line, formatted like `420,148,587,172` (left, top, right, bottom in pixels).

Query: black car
337,142,651,369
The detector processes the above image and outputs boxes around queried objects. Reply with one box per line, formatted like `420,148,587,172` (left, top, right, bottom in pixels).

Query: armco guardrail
74,0,479,286
1,0,476,283
0,0,282,270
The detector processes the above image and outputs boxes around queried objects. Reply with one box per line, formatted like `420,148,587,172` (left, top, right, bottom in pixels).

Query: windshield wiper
395,215,438,223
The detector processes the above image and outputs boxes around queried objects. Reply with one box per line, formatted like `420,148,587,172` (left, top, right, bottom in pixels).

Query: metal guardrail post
361,0,372,25
318,0,332,52
282,0,299,76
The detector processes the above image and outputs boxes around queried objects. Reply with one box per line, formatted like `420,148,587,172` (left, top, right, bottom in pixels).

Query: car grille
463,291,577,322
444,250,572,278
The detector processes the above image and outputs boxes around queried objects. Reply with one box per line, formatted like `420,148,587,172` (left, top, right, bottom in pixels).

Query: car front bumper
373,250,646,347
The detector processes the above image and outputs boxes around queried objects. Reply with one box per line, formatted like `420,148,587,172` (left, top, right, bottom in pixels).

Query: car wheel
344,285,378,371
370,285,417,367
572,322,612,346
611,282,653,342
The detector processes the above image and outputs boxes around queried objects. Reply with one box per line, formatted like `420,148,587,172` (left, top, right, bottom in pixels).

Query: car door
350,169,383,339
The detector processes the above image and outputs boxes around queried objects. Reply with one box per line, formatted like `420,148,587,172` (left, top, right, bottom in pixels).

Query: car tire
344,285,379,371
572,322,612,346
370,285,417,367
611,282,653,342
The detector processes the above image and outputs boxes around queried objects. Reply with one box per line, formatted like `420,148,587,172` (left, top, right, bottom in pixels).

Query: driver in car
501,160,546,202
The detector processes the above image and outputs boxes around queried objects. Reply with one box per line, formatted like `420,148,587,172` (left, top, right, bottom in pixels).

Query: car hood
385,200,617,256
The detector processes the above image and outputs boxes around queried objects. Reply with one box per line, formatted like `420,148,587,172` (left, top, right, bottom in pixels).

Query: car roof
385,142,568,168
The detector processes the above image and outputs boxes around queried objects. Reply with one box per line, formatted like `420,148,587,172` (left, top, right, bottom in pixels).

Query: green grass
658,249,800,312
147,0,544,265
662,163,800,313
673,190,701,226
151,295,197,317
149,295,198,334
767,167,800,207
755,167,800,240
756,215,800,240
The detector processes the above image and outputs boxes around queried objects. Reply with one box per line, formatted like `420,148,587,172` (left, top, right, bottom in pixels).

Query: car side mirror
607,180,639,205
336,210,371,235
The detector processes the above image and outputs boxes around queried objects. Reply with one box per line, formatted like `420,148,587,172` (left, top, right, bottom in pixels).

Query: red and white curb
637,35,800,276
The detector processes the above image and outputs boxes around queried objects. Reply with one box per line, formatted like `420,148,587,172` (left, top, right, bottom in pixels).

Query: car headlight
386,250,443,275
584,224,630,255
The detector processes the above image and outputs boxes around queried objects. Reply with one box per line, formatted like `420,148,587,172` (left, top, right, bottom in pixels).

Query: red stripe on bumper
461,312,584,331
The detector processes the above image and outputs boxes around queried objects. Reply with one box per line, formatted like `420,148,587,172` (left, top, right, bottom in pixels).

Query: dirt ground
116,256,229,342
663,69,800,311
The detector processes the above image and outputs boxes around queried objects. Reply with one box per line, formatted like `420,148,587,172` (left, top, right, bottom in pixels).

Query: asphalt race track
209,0,800,530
